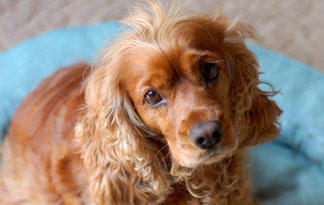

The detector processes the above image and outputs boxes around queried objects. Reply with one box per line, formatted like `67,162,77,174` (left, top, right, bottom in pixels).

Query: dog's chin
200,149,236,165
173,147,237,168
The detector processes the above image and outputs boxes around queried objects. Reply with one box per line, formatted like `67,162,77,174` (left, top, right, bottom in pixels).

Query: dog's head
107,4,281,168
77,1,281,203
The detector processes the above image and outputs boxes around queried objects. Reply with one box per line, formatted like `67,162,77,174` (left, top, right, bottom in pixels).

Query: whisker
157,144,169,155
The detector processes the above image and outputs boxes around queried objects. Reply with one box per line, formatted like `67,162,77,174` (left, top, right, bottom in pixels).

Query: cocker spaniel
0,1,281,204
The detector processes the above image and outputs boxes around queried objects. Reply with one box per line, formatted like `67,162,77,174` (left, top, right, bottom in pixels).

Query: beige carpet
1,0,323,71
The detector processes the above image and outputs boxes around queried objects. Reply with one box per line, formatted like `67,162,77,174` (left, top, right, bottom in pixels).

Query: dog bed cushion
1,22,324,205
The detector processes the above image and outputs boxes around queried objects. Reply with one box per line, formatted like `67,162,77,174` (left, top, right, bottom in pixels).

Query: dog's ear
75,47,170,204
221,21,282,146
241,88,282,145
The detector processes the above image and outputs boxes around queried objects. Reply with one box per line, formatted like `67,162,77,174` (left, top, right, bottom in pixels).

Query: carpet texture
0,0,323,71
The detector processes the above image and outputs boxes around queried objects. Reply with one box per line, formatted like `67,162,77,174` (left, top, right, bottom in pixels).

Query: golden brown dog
0,1,281,204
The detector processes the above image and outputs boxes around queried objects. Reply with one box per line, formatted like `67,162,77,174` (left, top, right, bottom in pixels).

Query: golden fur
0,1,282,204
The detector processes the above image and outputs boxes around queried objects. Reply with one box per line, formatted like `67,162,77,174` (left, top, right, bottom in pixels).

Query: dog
0,1,281,204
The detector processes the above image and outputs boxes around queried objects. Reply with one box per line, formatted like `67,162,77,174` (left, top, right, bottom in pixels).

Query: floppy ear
75,47,170,204
222,21,282,146
241,87,282,145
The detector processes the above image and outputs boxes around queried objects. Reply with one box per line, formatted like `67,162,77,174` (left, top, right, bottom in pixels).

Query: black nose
189,121,222,149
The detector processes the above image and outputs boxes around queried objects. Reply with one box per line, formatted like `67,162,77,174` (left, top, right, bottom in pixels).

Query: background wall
1,0,323,71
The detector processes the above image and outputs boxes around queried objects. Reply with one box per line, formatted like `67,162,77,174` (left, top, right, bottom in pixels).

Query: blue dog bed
1,22,324,205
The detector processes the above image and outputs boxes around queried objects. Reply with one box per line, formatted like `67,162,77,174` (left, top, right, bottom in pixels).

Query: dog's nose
189,120,222,149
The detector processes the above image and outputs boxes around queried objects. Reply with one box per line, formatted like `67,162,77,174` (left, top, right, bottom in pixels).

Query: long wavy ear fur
222,21,282,146
75,39,171,204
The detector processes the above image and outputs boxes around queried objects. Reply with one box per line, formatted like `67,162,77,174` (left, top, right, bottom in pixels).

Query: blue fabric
0,22,123,136
1,22,324,205
247,44,324,205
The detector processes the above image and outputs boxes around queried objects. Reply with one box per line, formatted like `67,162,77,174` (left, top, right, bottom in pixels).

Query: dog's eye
200,63,219,82
144,90,165,107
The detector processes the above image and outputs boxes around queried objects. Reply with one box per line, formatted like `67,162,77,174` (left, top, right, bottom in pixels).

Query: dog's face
124,50,235,168
121,21,240,168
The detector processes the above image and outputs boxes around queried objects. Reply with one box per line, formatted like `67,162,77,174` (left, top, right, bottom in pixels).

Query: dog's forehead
124,21,227,89
132,47,199,87
121,47,174,90
126,43,223,92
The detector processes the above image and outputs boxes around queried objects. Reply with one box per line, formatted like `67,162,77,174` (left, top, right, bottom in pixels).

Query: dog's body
0,1,281,204
0,64,90,204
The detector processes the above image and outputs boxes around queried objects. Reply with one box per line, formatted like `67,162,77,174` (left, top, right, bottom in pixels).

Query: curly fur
0,1,281,204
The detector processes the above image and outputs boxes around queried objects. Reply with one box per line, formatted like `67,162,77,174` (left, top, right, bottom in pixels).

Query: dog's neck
167,153,246,203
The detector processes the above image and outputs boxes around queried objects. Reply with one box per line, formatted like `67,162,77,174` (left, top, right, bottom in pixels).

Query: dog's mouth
172,139,238,168
198,146,236,165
